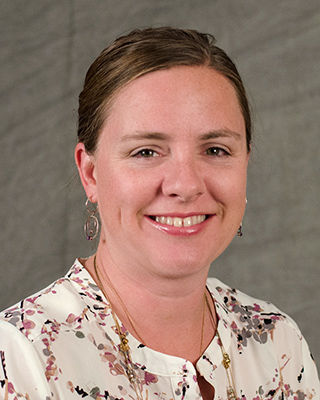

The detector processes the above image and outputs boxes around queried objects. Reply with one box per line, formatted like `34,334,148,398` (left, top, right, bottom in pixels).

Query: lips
147,214,212,236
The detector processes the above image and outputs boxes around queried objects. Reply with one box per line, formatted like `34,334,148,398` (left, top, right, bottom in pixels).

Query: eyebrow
120,129,242,142
120,132,169,142
199,129,242,141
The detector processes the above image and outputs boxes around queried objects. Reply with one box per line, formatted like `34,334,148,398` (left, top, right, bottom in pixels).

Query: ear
75,142,98,203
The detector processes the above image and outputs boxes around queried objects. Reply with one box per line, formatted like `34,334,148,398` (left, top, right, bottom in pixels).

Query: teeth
184,217,192,226
173,217,182,227
155,215,206,227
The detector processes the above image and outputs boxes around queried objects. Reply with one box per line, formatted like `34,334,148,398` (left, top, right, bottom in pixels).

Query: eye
206,146,230,157
132,148,160,158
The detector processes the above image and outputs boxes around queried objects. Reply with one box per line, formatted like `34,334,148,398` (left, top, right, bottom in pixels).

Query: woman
0,27,319,400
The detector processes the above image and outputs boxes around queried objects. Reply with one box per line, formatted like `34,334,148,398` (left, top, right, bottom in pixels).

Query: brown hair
78,27,251,153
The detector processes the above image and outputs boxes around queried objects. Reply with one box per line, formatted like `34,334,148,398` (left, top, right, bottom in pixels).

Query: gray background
1,1,319,367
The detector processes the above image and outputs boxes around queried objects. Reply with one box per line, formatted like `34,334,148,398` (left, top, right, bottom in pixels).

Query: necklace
93,255,144,400
93,255,237,400
94,255,144,343
205,292,238,400
93,255,206,355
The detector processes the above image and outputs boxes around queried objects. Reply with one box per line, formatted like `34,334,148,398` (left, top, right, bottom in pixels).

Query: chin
151,251,213,279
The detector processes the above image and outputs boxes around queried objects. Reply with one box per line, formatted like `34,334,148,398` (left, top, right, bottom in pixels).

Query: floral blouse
0,259,319,399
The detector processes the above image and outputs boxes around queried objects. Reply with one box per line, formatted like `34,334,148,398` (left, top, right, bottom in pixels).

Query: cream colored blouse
0,259,319,399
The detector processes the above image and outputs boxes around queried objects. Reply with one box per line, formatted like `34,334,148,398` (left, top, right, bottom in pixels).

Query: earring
237,198,247,237
84,199,99,240
237,224,243,237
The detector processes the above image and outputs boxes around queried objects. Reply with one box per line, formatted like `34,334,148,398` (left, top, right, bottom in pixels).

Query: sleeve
0,321,52,400
273,317,320,398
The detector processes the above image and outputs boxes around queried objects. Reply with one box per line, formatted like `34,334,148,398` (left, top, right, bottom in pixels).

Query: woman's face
77,66,249,279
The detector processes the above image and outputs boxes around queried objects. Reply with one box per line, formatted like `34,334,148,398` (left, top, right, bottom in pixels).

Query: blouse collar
68,259,235,377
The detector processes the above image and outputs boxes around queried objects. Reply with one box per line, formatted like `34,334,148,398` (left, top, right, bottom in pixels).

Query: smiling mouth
148,215,211,227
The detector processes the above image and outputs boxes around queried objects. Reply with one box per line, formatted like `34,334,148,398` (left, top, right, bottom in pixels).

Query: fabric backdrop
1,0,319,367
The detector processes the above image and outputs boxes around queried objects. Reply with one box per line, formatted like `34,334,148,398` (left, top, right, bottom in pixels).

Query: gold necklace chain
93,255,207,355
94,255,144,342
93,255,236,399
205,292,238,400
93,256,144,400
199,292,206,355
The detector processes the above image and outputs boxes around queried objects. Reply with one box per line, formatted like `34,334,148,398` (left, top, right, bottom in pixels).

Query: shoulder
0,259,89,343
206,276,291,317
206,278,320,397
206,277,301,347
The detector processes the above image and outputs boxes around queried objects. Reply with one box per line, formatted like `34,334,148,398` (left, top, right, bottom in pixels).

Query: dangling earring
237,197,247,237
84,198,99,240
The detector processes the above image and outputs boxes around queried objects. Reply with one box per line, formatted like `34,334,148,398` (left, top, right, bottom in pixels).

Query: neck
83,244,217,362
95,242,210,322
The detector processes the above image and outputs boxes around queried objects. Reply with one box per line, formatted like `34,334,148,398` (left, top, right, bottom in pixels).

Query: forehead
100,66,245,142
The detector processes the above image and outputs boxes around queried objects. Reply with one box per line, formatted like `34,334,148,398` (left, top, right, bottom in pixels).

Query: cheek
208,166,247,202
228,168,248,220
96,165,158,220
228,170,247,213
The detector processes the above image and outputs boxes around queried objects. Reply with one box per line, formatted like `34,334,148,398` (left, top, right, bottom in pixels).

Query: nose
161,159,205,202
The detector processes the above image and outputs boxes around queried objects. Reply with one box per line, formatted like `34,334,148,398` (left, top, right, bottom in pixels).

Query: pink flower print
143,371,158,385
231,321,238,330
73,266,81,274
45,355,58,381
253,303,262,312
22,320,35,329
42,337,50,350
101,351,116,363
72,277,84,284
26,296,39,304
98,312,107,320
8,382,15,394
67,381,74,393
109,362,125,376
66,313,76,324
22,319,35,337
